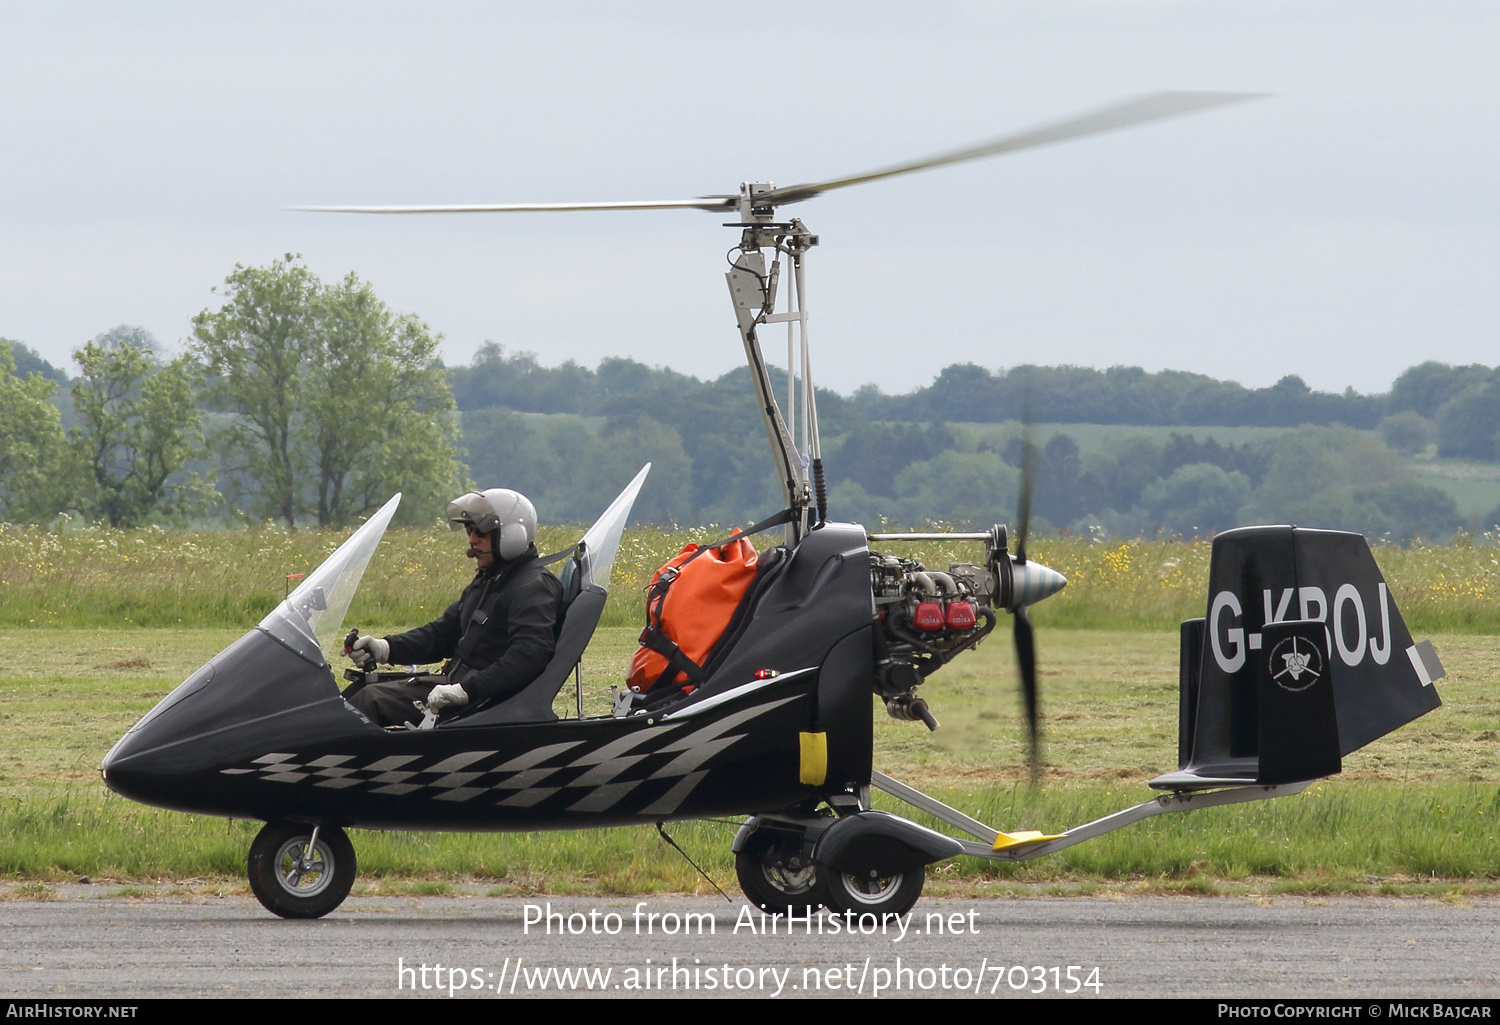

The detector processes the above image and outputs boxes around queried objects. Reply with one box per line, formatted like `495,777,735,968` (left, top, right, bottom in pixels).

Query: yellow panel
799,732,827,785
992,828,1067,852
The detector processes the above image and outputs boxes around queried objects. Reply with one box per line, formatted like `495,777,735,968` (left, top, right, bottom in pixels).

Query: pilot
344,488,564,728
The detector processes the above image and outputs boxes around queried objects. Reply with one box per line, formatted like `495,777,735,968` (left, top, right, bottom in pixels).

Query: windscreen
577,464,649,591
258,494,402,665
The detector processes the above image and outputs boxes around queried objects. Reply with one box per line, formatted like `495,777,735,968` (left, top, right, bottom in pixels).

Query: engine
869,552,998,729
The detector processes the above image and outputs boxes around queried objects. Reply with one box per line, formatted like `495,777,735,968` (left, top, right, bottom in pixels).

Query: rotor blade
758,91,1262,206
293,198,737,214
1014,603,1040,782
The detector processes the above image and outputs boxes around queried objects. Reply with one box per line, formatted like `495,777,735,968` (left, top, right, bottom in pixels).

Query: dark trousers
346,676,446,728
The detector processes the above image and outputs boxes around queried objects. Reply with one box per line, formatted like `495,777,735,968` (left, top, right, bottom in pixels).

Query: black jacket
384,547,563,706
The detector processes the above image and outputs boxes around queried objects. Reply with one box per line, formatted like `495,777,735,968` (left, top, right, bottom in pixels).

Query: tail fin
1152,526,1442,790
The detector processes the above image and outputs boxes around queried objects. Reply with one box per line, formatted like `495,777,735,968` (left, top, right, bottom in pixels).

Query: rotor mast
724,183,824,543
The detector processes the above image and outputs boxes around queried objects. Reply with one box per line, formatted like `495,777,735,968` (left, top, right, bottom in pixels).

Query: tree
1140,463,1251,537
0,343,73,522
591,414,691,524
1389,361,1490,418
1482,501,1500,534
834,421,955,498
69,328,210,527
1244,425,1402,523
1435,373,1500,461
193,256,466,527
303,273,464,526
193,256,319,526
1,339,68,383
1291,481,1461,542
895,450,1018,528
1235,424,1461,540
461,407,556,502
1378,410,1435,455
1035,433,1086,524
449,342,601,414
1081,434,1164,511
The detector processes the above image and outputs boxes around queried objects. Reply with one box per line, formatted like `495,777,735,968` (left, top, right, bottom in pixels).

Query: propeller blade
1013,376,1042,782
1014,391,1037,565
1015,449,1035,566
757,91,1262,206
293,198,737,214
1013,603,1041,781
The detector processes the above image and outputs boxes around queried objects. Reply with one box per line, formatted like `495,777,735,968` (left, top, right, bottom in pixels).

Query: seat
444,545,603,727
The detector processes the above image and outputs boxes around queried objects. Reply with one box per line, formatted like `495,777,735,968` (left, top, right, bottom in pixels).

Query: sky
2,1,1497,398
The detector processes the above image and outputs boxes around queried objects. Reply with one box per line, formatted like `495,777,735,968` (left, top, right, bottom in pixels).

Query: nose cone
101,655,221,804
101,628,365,816
1011,559,1067,607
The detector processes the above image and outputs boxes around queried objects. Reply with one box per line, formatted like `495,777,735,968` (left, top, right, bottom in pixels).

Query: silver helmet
447,488,538,561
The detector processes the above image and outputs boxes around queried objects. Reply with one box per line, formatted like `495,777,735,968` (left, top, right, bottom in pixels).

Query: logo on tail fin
1269,634,1323,692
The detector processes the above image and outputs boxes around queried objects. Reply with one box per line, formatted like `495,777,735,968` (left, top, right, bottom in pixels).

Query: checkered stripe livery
219,696,798,815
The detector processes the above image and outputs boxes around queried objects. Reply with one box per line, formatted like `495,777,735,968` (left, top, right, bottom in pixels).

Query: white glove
349,635,390,670
426,682,470,712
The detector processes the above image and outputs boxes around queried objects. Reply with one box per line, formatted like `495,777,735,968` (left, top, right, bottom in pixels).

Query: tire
820,862,924,918
248,823,356,919
735,826,824,916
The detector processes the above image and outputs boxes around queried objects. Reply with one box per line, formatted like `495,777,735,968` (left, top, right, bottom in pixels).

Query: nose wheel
248,822,357,919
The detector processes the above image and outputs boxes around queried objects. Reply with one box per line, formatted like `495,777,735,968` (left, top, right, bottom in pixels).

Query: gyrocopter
102,92,1444,919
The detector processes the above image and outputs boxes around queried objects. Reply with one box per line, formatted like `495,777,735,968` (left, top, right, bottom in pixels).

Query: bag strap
641,507,793,628
671,508,795,573
638,627,710,685
636,508,795,690
537,541,583,568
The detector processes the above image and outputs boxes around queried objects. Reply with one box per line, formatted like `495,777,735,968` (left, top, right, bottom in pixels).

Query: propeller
295,91,1260,217
1012,398,1042,782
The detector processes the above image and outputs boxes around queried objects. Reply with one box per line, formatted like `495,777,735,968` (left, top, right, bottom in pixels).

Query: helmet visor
446,492,498,533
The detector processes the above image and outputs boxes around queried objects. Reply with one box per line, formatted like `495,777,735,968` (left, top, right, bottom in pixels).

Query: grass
5,525,1500,637
7,626,1494,792
1409,457,1500,519
1,522,1496,894
3,782,1495,896
0,523,732,634
0,615,1495,893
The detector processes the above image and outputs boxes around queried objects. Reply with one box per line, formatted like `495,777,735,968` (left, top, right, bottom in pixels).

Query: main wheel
735,827,824,915
820,863,924,918
248,823,356,919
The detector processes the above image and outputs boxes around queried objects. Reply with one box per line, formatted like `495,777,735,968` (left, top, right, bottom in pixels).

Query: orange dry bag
627,536,760,693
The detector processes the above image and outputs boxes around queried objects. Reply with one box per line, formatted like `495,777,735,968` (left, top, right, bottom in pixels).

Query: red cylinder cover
945,600,977,630
913,601,946,632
